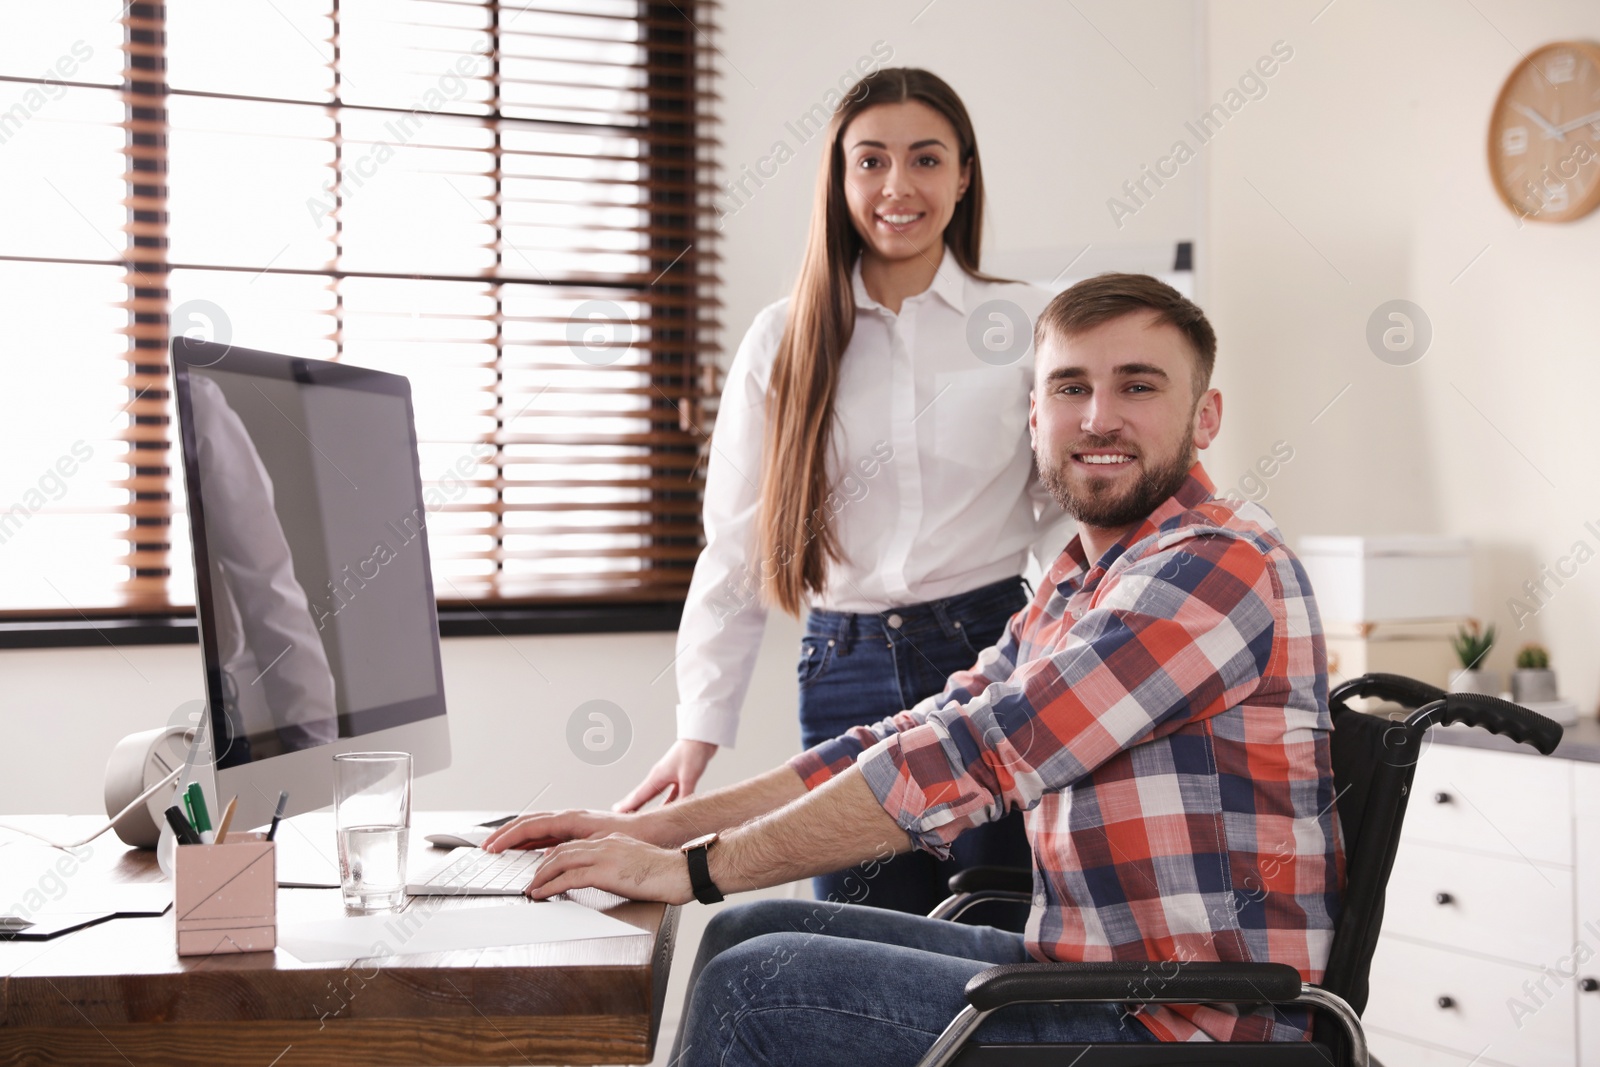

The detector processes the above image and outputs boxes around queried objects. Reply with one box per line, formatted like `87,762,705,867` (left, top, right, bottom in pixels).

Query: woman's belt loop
930,595,961,640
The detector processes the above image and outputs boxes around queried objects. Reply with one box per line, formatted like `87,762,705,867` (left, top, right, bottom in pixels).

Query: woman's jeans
796,576,1033,928
667,899,1156,1066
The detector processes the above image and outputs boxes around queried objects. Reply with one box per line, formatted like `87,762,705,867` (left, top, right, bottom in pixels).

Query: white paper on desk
278,899,644,963
37,882,171,916
258,812,342,888
0,859,171,918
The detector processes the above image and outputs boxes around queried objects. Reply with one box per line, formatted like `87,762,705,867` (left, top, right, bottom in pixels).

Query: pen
214,795,238,844
185,782,212,834
165,805,203,846
266,790,288,842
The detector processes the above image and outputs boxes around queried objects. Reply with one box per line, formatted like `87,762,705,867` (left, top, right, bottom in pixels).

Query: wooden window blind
0,0,720,620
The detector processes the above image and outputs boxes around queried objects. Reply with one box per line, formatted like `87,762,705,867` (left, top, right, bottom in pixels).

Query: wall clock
1487,40,1600,222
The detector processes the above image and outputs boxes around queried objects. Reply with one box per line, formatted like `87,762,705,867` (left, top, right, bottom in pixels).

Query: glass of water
333,751,412,912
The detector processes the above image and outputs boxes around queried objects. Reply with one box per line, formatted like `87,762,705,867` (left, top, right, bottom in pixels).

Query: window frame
0,601,684,649
0,0,720,646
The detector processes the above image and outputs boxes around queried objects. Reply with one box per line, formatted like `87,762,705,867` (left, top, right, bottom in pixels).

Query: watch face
1489,42,1600,222
681,832,718,852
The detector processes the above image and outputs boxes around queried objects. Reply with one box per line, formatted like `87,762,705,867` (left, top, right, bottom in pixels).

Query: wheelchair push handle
1407,692,1564,755
1330,672,1447,711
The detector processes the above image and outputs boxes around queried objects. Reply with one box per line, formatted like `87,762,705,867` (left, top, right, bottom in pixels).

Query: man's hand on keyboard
521,833,693,905
482,809,645,853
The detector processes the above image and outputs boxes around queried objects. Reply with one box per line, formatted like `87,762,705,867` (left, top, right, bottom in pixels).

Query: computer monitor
171,337,451,832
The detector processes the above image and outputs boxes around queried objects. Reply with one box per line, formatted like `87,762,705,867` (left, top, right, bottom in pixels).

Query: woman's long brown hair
757,68,996,615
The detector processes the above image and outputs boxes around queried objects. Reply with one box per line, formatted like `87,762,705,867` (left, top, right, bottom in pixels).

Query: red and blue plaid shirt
790,463,1345,1043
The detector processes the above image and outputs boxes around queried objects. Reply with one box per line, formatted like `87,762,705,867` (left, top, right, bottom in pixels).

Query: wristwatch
680,831,724,904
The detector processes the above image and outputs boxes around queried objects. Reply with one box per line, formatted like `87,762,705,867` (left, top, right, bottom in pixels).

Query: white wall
1204,0,1600,712
0,626,804,816
714,0,1207,337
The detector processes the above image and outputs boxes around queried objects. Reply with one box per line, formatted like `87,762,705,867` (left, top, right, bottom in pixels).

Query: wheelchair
910,673,1565,1067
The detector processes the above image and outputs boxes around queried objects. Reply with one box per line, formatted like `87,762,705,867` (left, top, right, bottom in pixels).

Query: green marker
184,782,212,834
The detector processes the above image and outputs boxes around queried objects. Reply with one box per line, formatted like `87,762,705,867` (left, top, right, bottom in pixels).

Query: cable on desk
0,765,183,851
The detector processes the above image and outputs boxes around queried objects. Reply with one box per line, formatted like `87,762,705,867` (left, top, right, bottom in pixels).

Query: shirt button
887,614,903,629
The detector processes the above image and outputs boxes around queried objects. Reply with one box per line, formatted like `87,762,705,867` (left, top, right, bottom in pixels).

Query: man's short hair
1033,272,1218,398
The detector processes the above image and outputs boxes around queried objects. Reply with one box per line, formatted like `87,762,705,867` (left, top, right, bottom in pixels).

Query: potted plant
1511,643,1558,704
1449,620,1498,696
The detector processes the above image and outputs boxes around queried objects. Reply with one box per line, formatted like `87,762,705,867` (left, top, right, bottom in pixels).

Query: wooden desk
0,816,678,1066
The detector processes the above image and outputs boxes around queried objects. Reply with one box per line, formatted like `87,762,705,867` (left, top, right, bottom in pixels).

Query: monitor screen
172,337,449,827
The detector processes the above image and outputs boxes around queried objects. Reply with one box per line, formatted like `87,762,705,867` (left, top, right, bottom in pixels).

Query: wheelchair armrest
946,866,1032,895
964,960,1304,1012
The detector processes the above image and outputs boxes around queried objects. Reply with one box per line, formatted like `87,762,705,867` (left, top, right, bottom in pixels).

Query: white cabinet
1366,938,1576,1063
1575,764,1600,1067
1381,839,1572,965
1363,742,1600,1067
1404,736,1572,865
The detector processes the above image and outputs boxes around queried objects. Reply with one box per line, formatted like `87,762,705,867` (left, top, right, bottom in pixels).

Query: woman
617,67,1068,920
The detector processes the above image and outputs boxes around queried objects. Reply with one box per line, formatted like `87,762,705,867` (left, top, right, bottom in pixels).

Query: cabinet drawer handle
1433,792,1452,804
1434,892,1454,905
1582,978,1599,993
1437,996,1455,1009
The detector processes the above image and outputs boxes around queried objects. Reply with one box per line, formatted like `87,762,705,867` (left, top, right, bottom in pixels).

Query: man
486,273,1344,1062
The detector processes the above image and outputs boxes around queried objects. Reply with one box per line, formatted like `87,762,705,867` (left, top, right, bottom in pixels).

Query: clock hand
1551,108,1600,136
1512,102,1566,140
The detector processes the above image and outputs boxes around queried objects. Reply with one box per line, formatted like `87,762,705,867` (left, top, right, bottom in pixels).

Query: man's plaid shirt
790,463,1345,1042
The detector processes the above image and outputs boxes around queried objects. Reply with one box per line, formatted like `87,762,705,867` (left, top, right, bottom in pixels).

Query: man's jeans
669,899,1157,1066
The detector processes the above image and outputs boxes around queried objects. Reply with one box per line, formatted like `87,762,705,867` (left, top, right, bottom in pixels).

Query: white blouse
675,256,1072,748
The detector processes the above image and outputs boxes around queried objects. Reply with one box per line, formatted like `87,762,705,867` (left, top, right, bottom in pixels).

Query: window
0,0,719,630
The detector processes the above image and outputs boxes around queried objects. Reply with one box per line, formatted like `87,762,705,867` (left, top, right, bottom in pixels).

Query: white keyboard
406,847,547,896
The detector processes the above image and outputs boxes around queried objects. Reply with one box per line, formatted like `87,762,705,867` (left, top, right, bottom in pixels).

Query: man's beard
1037,437,1195,530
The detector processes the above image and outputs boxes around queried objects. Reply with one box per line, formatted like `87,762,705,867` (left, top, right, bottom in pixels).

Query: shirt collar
1051,461,1219,588
851,248,969,316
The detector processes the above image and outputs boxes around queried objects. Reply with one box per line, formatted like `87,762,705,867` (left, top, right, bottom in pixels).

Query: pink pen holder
174,833,277,956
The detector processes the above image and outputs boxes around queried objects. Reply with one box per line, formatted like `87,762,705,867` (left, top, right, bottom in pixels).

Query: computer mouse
424,828,491,849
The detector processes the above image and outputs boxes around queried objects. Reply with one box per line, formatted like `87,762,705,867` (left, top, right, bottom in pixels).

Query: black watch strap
685,843,724,904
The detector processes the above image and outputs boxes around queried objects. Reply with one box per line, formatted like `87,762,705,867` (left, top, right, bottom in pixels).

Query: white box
1298,535,1471,624
1323,619,1461,693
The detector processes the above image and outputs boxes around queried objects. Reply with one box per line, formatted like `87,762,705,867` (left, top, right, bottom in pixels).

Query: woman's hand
524,834,693,904
613,739,718,813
